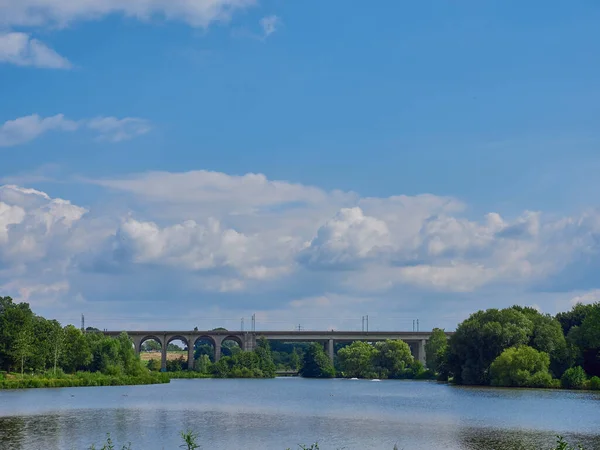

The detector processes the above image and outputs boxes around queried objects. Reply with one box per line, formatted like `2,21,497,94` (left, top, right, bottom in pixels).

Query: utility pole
417,319,419,332
251,314,256,332
361,316,364,332
81,314,85,332
241,317,244,331
366,315,369,333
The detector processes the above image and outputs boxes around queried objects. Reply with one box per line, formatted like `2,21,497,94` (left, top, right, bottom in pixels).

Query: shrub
588,376,600,390
561,366,587,389
490,346,553,388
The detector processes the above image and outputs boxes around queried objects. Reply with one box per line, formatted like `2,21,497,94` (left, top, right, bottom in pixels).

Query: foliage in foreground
88,433,588,450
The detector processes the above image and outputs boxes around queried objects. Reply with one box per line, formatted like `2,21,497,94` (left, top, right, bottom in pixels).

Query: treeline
0,296,165,387
149,337,277,378
430,303,600,389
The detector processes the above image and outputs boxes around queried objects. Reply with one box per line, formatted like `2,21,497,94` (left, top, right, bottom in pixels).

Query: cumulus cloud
0,114,151,147
0,0,256,29
299,207,392,269
259,15,280,38
2,170,600,327
0,32,71,69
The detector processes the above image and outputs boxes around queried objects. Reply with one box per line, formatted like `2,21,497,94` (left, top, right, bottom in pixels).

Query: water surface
0,378,599,449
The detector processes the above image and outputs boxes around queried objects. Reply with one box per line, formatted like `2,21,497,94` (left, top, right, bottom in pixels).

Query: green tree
489,346,553,388
12,327,33,377
561,366,587,389
254,337,276,377
290,349,301,371
447,308,534,385
300,342,335,378
337,341,377,378
373,340,414,378
425,328,448,373
60,325,92,373
194,354,212,373
0,297,34,372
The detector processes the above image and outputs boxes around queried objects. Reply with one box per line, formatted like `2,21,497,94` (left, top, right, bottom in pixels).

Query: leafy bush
588,376,600,390
490,346,554,388
561,366,587,389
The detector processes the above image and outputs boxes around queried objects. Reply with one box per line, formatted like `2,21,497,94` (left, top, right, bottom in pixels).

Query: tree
12,327,33,377
489,346,553,388
373,340,413,378
511,306,570,377
337,341,377,378
254,337,276,377
447,308,534,385
300,342,335,378
194,354,212,373
0,297,34,372
561,366,587,389
290,349,301,371
425,328,447,373
60,325,92,373
556,303,596,335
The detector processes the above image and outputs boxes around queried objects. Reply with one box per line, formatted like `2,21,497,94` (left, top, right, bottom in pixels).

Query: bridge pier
187,342,195,370
161,344,167,372
417,339,426,366
328,339,334,364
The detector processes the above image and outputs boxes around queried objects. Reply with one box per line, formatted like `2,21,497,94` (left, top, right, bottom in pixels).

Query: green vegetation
0,296,171,389
442,302,600,389
299,342,335,378
87,432,588,450
490,346,555,388
335,339,429,379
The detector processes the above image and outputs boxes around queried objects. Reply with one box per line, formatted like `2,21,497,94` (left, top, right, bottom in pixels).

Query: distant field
139,351,187,362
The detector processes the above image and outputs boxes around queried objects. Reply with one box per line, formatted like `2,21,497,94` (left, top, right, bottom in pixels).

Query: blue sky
1,1,600,332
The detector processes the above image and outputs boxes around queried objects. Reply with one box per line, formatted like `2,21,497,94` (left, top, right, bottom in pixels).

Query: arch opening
165,336,189,372
139,336,163,371
193,336,217,372
221,335,243,358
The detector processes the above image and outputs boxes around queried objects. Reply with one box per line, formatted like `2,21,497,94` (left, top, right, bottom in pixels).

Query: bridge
103,330,451,371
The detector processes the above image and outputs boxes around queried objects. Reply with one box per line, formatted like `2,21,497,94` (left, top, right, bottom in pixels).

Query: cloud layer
0,114,151,147
1,0,256,29
1,170,600,330
0,32,71,69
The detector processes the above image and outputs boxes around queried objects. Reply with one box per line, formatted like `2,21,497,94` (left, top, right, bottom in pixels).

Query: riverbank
0,371,170,389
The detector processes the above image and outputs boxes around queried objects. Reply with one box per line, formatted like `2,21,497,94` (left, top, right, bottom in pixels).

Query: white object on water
371,379,381,382
350,377,359,380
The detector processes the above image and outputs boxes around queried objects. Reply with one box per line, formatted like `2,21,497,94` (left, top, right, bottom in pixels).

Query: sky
1,0,600,332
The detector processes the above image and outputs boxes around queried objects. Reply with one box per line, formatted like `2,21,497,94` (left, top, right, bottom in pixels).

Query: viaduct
104,330,451,372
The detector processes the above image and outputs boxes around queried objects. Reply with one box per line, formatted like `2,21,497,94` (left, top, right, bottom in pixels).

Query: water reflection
0,379,598,450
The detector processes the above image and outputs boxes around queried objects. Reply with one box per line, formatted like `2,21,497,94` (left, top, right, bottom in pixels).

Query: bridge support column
418,339,426,366
187,342,195,370
214,335,224,362
161,344,167,372
328,339,334,364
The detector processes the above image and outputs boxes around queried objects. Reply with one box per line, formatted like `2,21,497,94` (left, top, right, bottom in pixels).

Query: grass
87,433,587,450
0,371,170,389
139,351,187,362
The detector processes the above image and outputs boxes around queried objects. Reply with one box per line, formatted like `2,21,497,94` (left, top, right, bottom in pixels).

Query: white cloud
87,117,151,142
0,0,257,29
0,114,78,147
259,15,280,38
0,114,151,147
0,32,71,68
570,289,600,306
2,170,600,327
299,207,392,268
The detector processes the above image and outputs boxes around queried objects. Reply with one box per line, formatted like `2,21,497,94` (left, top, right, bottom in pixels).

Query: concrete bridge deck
103,330,452,371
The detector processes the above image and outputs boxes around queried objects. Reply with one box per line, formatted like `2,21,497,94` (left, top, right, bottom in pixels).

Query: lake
0,378,599,449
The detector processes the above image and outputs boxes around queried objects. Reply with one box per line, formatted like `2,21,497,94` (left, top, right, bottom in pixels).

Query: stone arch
221,335,243,358
166,335,190,350
193,335,218,362
138,335,163,353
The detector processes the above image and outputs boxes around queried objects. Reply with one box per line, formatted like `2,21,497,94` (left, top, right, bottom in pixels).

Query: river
0,378,599,449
